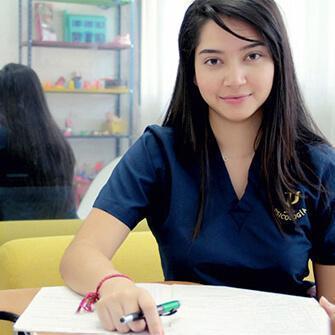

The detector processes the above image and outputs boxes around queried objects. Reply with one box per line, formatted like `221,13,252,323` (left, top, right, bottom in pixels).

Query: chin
222,113,258,123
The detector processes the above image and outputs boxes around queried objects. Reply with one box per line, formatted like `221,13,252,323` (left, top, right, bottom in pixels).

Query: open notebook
14,283,330,335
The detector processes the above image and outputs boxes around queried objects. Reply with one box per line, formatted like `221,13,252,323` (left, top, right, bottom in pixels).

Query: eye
204,58,222,66
246,52,262,61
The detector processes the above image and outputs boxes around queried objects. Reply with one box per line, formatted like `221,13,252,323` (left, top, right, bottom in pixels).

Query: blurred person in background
0,63,77,220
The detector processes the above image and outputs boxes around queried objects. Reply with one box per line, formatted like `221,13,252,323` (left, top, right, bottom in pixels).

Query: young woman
0,63,77,219
60,1,335,334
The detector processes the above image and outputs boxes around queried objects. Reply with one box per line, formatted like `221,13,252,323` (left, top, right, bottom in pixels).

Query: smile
220,93,252,105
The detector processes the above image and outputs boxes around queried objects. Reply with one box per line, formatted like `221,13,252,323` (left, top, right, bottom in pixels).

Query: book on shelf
34,2,57,42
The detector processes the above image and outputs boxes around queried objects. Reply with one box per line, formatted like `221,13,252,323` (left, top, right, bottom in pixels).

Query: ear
193,75,198,86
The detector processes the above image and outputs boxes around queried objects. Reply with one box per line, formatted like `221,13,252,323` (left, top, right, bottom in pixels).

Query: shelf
35,0,133,7
21,40,132,50
66,134,130,139
44,87,129,94
19,0,138,160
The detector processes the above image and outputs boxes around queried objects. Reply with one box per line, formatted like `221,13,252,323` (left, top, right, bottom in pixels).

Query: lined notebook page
14,284,330,335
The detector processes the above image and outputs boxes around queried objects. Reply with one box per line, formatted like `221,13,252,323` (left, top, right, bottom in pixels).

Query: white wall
139,0,192,130
0,1,18,66
276,0,335,143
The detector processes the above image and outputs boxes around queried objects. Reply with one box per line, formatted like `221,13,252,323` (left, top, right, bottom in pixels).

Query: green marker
120,300,181,324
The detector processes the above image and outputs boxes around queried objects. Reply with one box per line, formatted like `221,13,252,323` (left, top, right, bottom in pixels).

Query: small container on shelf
102,78,127,89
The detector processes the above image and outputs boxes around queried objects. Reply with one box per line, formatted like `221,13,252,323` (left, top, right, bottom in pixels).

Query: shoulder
304,143,335,181
113,125,176,175
140,124,175,146
129,125,175,160
306,143,335,169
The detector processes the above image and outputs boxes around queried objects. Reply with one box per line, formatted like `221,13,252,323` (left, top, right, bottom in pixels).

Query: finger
121,301,146,333
138,290,164,335
122,316,146,333
96,302,116,331
319,296,335,318
128,319,147,333
106,302,131,334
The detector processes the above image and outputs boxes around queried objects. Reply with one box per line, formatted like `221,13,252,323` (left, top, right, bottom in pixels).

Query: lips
220,93,252,104
222,93,252,99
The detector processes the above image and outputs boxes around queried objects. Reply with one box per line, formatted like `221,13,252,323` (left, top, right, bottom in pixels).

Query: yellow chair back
0,230,163,290
0,219,82,246
0,218,148,247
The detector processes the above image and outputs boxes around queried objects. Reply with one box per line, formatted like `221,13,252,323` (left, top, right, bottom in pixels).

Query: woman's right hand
96,277,164,335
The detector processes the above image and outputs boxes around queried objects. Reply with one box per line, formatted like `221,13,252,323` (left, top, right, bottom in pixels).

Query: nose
222,64,247,87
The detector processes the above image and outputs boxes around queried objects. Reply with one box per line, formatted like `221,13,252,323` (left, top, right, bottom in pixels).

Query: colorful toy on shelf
54,76,66,88
111,116,126,134
74,78,81,89
83,80,91,89
91,80,101,89
42,72,106,91
79,130,90,136
71,71,82,89
43,81,53,90
68,79,75,90
64,114,73,137
74,161,105,206
64,11,106,44
94,161,104,176
101,112,126,135
101,111,113,134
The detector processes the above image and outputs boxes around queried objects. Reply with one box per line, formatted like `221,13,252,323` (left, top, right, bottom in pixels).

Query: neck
209,110,262,158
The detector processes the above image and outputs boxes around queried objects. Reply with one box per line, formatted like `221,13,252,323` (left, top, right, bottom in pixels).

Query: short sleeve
93,126,167,230
310,145,335,264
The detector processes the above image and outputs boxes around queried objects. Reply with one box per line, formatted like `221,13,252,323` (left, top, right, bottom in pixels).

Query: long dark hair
163,0,329,237
0,63,75,187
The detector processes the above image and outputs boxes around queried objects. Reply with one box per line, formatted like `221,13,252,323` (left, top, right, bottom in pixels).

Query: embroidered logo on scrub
274,191,308,222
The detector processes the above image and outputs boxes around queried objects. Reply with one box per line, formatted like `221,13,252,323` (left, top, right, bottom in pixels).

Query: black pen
120,300,180,324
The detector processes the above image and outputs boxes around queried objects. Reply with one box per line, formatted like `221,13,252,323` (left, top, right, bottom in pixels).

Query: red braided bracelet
76,274,133,313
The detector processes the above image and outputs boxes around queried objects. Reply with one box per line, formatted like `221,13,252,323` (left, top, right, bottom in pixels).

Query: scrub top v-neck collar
210,140,261,230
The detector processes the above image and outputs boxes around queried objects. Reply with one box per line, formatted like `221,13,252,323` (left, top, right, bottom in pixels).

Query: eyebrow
198,42,266,55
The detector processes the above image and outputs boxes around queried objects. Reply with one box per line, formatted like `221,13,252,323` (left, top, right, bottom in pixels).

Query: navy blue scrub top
94,125,335,296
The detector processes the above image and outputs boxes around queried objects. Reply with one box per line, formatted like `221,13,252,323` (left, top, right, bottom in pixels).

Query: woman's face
194,17,274,125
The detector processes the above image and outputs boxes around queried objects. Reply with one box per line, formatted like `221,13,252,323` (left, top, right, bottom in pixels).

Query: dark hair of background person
0,63,77,219
162,0,330,237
